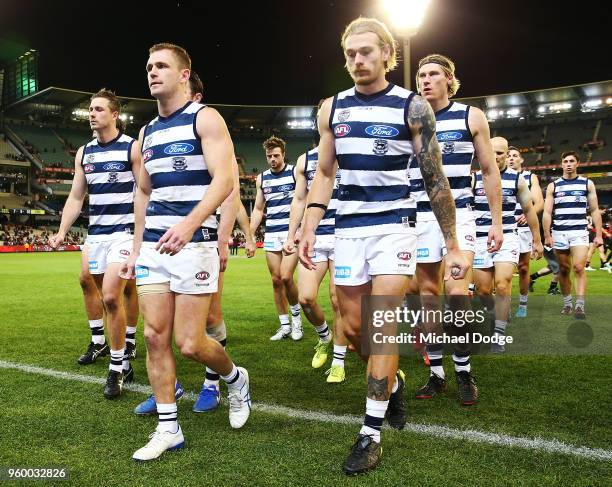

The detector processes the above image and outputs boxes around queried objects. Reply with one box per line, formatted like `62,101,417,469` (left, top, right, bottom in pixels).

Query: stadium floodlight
505,108,520,118
487,109,502,120
382,0,432,89
287,119,316,130
584,99,602,108
537,106,546,114
606,97,612,105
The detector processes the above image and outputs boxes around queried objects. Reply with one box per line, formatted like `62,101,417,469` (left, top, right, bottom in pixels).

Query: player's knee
102,292,121,312
342,321,361,343
559,263,571,275
573,262,585,274
177,337,200,360
271,275,283,289
79,272,94,292
518,261,529,275
495,280,511,295
419,279,439,296
144,326,163,350
298,293,317,309
281,274,295,287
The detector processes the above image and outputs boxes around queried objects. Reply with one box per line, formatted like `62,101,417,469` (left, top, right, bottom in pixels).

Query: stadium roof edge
2,81,611,125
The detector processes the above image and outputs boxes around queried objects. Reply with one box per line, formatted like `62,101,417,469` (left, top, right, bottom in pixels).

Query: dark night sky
0,0,609,105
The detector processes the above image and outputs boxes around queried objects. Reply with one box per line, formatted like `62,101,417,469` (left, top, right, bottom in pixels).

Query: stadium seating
8,124,70,166
0,192,29,209
56,127,92,150
0,134,22,159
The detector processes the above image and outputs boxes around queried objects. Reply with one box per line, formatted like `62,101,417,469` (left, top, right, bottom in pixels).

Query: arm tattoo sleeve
408,96,457,242
367,374,390,401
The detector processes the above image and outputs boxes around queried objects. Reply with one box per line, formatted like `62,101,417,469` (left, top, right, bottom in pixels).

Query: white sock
391,375,399,394
519,294,528,306
89,319,105,345
452,353,471,373
315,322,331,341
576,297,585,309
279,314,290,328
332,345,347,366
359,398,388,443
125,326,136,345
221,364,246,392
157,403,178,433
109,349,123,373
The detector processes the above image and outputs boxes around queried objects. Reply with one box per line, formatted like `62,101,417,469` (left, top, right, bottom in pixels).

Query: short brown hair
263,136,286,154
341,17,397,72
149,43,191,70
90,88,124,131
561,151,580,162
189,71,204,98
417,54,461,97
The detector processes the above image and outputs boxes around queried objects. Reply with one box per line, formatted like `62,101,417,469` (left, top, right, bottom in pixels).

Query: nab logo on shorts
334,124,351,138
119,249,130,256
397,251,411,261
417,248,429,258
195,271,210,281
335,266,351,279
474,257,485,266
88,260,98,270
135,265,149,278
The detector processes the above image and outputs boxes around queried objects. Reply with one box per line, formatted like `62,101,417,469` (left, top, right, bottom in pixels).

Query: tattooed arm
408,95,456,246
407,95,467,280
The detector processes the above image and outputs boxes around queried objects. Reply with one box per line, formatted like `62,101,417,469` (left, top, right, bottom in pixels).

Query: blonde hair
149,43,191,70
416,54,461,97
341,17,397,72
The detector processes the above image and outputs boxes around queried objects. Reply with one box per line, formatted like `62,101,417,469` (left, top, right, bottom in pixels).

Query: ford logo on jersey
365,125,399,138
278,184,293,192
164,143,194,155
103,163,125,171
437,131,463,142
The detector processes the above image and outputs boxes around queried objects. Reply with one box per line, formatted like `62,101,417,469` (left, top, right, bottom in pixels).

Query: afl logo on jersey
164,143,194,155
334,124,351,138
195,271,210,281
84,164,95,173
397,251,412,261
263,187,272,194
143,149,153,162
365,125,399,138
437,131,463,142
476,188,486,196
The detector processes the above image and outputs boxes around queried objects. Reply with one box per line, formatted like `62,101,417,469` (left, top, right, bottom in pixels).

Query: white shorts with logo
135,242,219,294
333,232,417,286
415,212,476,263
518,229,533,254
474,233,519,269
85,235,133,275
263,233,287,252
311,234,335,263
552,229,589,250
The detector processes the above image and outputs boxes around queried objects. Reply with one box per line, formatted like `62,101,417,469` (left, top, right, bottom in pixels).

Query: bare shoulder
467,105,487,133
196,106,228,137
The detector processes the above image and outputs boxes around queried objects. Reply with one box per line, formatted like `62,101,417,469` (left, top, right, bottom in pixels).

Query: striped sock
519,294,528,306
157,403,178,433
576,297,585,309
563,295,573,308
315,322,331,341
359,398,388,443
204,338,226,387
494,320,507,338
89,319,105,345
332,345,347,366
279,314,290,327
290,304,302,326
426,345,444,379
453,352,471,373
221,364,246,393
125,326,136,346
109,349,124,373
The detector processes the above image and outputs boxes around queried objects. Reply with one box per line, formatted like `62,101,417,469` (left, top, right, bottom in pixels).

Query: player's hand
443,247,469,281
283,237,296,255
531,240,543,260
119,254,138,280
298,229,316,270
544,234,554,248
487,224,503,253
218,241,229,272
156,221,196,255
593,235,604,248
49,232,65,249
245,238,256,258
516,215,527,226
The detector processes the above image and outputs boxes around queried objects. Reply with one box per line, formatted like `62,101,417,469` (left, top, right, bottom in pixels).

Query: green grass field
0,251,611,486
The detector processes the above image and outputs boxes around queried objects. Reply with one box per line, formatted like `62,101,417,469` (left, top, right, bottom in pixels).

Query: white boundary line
2,359,611,462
